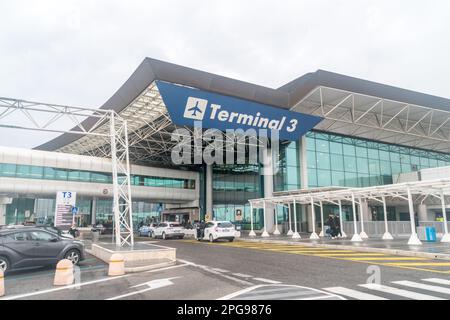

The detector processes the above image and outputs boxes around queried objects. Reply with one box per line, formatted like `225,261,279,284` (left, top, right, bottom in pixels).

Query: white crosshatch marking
183,97,208,120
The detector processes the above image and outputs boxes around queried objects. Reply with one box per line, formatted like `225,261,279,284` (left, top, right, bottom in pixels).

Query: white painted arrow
106,277,180,300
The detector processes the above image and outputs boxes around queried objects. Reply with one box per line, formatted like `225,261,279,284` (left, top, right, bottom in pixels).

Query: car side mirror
50,237,59,242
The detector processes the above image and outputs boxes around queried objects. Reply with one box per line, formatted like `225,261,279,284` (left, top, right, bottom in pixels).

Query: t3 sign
156,81,322,141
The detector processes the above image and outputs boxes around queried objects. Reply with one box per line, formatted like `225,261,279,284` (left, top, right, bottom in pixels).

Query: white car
199,221,235,242
152,222,185,240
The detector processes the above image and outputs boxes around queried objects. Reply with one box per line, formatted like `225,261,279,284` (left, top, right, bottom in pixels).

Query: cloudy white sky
0,0,449,148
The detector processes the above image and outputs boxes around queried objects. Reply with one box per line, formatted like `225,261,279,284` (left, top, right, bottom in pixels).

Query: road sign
55,191,77,228
71,207,79,215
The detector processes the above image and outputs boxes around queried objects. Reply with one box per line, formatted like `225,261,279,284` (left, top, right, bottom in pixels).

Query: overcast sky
1,0,449,148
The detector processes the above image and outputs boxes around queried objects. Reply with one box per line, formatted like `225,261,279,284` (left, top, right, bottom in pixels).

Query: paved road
2,238,450,300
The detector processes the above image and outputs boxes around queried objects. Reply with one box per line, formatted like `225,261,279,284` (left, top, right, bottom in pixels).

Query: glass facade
306,131,450,188
0,163,195,190
273,141,301,192
212,164,263,229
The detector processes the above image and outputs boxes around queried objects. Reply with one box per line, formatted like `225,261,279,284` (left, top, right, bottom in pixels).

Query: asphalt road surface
2,238,450,300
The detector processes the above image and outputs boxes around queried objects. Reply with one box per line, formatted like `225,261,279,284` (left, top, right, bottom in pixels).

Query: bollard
54,259,74,286
0,269,4,297
108,253,125,276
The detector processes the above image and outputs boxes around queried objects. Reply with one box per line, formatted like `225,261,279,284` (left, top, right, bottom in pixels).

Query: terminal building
1,57,450,235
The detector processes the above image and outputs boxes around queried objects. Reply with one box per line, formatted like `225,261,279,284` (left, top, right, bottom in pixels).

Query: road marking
392,280,450,295
232,273,253,278
323,287,387,300
0,263,189,300
212,268,230,273
359,283,444,300
288,250,354,254
347,257,427,261
423,278,450,286
253,278,281,284
218,284,344,300
385,262,450,267
0,274,129,300
177,259,254,286
106,277,179,300
314,253,386,257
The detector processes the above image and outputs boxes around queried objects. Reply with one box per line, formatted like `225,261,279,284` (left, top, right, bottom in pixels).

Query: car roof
0,226,49,235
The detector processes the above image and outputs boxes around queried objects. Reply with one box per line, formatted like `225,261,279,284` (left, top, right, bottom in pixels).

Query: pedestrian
327,215,337,239
334,215,342,238
69,224,78,238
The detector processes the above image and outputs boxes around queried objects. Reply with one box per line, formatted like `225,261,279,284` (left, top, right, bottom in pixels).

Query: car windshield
218,222,233,228
169,223,180,227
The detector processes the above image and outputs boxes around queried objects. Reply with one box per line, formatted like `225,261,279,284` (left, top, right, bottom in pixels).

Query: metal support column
309,197,319,239
359,198,369,239
261,201,270,237
440,189,450,243
381,196,394,240
338,200,347,238
249,203,256,237
407,187,422,245
292,200,301,239
351,193,362,242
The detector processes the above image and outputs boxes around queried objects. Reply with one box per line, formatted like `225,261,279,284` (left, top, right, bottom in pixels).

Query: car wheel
162,232,166,240
209,234,214,243
179,236,184,240
228,238,234,242
64,249,81,265
0,256,9,273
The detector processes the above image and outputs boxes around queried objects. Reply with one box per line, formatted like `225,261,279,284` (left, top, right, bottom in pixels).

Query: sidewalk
238,232,450,260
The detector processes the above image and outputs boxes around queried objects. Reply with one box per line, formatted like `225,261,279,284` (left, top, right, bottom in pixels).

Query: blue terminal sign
156,80,323,141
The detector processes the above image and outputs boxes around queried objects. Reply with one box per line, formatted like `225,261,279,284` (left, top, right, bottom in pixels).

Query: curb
124,260,177,273
238,238,450,261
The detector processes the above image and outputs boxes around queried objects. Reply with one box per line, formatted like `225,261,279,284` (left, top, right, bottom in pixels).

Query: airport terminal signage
156,81,322,141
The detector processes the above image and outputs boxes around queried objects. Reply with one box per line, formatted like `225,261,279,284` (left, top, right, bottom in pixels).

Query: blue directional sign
156,81,323,141
71,206,79,215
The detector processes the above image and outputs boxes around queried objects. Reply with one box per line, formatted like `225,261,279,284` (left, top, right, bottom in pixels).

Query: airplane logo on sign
183,97,208,120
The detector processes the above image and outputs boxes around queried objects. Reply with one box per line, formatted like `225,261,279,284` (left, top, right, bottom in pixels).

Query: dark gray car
0,227,85,273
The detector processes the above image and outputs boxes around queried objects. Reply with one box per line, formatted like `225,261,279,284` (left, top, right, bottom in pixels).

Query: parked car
198,221,235,242
0,227,85,273
138,223,158,237
36,225,74,239
152,222,185,240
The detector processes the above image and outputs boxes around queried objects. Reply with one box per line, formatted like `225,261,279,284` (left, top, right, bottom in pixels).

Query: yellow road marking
347,257,427,261
279,250,355,254
385,262,450,266
313,253,387,257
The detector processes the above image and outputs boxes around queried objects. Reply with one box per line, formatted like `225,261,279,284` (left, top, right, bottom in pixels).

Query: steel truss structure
0,97,134,247
56,81,273,167
249,179,450,245
291,86,450,154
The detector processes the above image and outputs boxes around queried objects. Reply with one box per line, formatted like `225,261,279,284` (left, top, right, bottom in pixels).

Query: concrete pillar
206,164,213,220
417,204,428,222
0,197,12,226
91,197,97,225
262,147,274,232
299,136,308,189
0,205,6,225
361,199,371,221
306,204,313,233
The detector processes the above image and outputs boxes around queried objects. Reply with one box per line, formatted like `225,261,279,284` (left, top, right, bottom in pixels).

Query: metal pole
359,198,369,239
273,206,280,235
292,200,301,239
309,197,319,239
440,189,450,242
110,112,121,247
382,196,393,240
261,201,269,237
287,202,293,236
351,193,362,242
338,200,347,238
123,120,134,246
407,187,422,245
249,203,256,237
319,201,325,237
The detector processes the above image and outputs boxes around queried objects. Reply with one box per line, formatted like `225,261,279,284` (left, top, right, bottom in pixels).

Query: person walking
327,215,336,239
334,215,342,238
